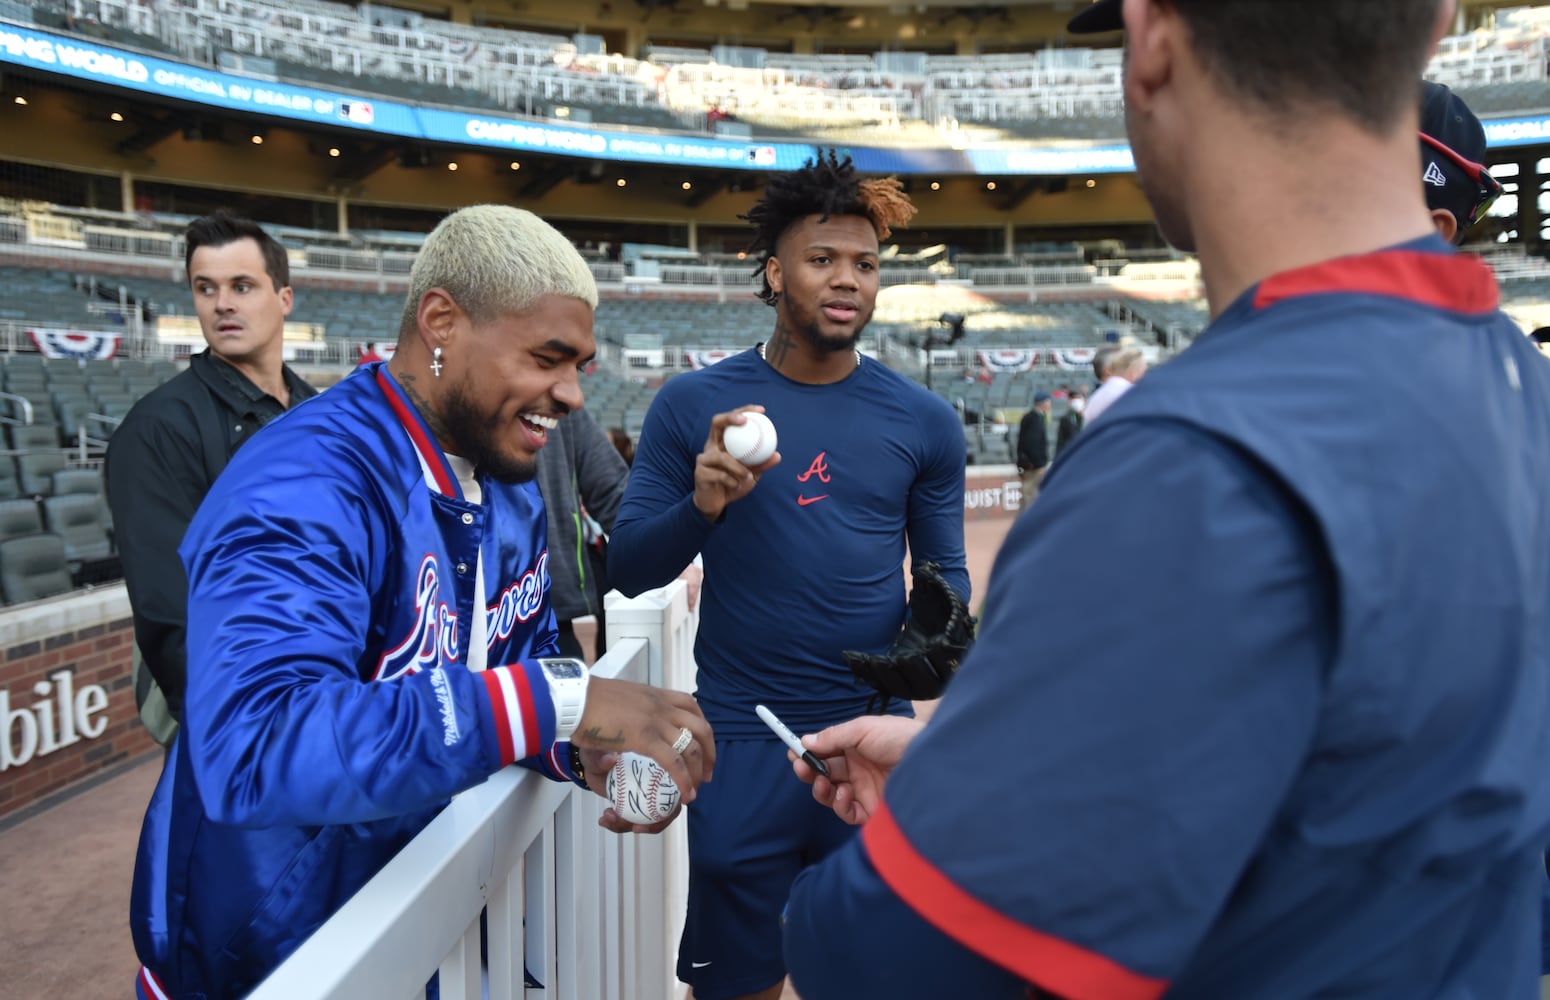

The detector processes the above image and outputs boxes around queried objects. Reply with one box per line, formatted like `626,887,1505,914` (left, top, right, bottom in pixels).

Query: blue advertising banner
0,22,422,136
965,144,1136,176
1483,115,1550,149
419,108,818,171
846,147,973,175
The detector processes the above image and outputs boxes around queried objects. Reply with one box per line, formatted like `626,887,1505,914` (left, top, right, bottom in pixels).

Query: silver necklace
759,341,862,368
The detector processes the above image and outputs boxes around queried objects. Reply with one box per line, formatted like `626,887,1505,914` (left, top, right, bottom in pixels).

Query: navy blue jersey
785,238,1550,999
609,349,968,737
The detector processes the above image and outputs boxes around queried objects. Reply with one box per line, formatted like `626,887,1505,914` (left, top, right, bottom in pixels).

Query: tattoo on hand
581,725,625,746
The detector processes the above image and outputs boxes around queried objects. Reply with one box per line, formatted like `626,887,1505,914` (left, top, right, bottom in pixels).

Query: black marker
756,704,830,778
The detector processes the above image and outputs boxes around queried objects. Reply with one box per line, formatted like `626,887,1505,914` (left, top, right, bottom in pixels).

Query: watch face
540,657,585,679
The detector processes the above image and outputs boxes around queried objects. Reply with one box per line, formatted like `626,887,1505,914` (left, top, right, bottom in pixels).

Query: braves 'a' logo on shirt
377,554,458,680
797,452,832,505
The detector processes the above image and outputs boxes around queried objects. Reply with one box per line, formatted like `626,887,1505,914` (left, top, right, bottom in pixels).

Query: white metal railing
248,580,698,1000
77,413,118,462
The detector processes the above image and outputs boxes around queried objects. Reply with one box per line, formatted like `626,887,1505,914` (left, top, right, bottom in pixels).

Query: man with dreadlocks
608,150,969,1000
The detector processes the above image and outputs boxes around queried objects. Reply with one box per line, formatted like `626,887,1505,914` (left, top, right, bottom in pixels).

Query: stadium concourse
0,516,1014,1000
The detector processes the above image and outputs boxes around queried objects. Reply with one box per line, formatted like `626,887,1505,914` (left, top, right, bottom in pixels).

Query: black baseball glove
843,561,976,711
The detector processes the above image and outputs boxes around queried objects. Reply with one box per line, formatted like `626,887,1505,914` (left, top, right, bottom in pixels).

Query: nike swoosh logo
691,961,713,968
797,494,830,506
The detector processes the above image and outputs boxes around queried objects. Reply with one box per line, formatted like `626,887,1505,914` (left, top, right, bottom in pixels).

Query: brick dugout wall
0,586,156,826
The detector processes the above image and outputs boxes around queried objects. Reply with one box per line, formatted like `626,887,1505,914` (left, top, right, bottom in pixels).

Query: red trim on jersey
1253,250,1498,314
863,802,1168,1000
137,966,171,1000
547,742,570,781
480,669,517,765
374,368,458,497
508,666,542,759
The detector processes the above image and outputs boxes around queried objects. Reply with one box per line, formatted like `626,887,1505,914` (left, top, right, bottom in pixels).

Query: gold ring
671,727,694,755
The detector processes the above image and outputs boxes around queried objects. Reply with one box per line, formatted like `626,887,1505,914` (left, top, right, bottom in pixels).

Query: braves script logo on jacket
485,550,550,643
377,555,458,680
377,551,552,680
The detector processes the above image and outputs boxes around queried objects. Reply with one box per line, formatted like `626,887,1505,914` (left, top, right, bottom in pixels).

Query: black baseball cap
1419,81,1501,239
1068,0,1122,33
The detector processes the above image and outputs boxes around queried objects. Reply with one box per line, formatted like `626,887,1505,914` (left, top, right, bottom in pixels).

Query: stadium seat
10,424,60,452
0,498,41,539
0,457,19,501
17,451,65,496
41,493,115,581
0,533,72,605
53,400,94,444
51,468,103,498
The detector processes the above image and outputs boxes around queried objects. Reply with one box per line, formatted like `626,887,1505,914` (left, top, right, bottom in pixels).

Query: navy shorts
677,738,858,999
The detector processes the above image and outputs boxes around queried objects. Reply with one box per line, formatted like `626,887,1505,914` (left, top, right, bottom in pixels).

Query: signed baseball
605,752,682,825
723,411,777,466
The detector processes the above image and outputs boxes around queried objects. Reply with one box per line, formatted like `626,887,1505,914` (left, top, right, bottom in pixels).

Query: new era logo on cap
1424,162,1448,188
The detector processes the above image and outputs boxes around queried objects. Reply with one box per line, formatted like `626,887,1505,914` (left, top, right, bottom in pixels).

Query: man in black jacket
105,210,317,741
1015,390,1052,512
1056,388,1086,459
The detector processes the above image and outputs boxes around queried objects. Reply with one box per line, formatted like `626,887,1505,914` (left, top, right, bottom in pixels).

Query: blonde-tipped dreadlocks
856,177,916,241
741,149,916,306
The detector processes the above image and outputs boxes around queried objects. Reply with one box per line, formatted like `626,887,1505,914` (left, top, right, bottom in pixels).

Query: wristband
539,657,589,741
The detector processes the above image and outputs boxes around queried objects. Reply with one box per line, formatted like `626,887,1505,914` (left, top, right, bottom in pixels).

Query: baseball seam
612,758,673,822
644,767,665,820
735,426,767,465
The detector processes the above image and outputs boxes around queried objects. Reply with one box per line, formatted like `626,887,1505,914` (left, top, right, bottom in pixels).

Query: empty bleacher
21,0,1545,136
0,354,133,598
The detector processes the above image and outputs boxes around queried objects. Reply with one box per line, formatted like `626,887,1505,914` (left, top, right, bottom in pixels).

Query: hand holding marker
756,704,830,778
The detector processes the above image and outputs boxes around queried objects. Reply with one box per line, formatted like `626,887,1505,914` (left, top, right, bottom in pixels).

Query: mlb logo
748,146,776,167
340,101,375,125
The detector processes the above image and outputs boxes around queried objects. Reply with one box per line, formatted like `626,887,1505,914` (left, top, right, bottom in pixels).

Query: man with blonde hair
130,204,713,1000
1082,346,1146,424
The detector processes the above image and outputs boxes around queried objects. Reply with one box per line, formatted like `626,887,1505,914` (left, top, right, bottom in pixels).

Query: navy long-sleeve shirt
608,348,968,737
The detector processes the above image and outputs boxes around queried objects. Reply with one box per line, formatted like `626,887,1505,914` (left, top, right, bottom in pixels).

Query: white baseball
723,411,777,466
604,751,682,824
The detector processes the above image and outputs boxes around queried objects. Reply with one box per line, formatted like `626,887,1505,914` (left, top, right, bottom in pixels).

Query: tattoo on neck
397,377,453,443
765,327,795,369
581,725,625,746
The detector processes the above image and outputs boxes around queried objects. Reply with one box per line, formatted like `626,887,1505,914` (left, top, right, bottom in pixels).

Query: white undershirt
446,455,488,673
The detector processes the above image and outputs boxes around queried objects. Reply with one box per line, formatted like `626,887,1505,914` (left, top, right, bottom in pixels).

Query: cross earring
430,347,443,378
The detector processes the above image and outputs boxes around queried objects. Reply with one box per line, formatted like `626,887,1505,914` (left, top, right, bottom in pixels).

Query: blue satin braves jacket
131,364,579,999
